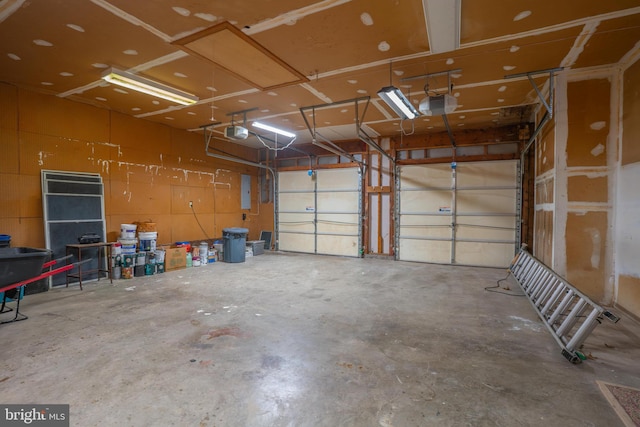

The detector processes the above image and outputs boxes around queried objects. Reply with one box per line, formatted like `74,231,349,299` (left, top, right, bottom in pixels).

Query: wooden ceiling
1,0,639,149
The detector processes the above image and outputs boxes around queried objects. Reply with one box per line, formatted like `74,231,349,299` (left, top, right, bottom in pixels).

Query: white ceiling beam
423,0,461,54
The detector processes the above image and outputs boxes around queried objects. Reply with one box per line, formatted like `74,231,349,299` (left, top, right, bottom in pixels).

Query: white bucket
121,224,137,239
199,242,209,265
139,231,158,252
118,238,137,254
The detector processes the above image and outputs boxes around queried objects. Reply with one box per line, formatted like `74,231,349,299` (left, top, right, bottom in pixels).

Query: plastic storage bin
0,234,10,248
223,228,248,263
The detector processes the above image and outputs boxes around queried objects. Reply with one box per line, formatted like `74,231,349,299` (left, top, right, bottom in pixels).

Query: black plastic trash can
223,227,249,263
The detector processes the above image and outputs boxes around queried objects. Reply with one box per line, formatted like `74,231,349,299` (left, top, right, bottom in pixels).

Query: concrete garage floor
1,252,639,426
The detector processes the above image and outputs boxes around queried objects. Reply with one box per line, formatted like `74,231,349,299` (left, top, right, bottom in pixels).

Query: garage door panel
279,232,315,253
278,212,315,233
317,213,359,234
279,192,315,211
317,192,359,212
317,234,358,256
454,241,516,267
279,171,315,191
317,168,360,191
399,239,452,263
401,190,452,213
401,164,451,189
456,216,516,241
457,189,516,213
457,161,518,187
400,215,452,239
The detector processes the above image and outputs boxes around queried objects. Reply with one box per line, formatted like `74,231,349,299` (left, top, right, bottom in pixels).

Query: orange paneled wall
0,83,273,248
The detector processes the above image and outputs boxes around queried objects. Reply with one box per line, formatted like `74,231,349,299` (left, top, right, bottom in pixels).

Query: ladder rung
565,308,601,351
534,277,560,308
530,270,554,301
548,290,575,325
555,298,587,339
524,265,544,292
540,282,566,315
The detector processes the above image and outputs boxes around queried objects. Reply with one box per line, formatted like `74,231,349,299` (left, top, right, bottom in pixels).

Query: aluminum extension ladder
509,245,619,363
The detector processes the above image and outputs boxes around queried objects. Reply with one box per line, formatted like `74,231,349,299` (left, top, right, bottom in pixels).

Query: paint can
154,249,165,264
136,252,146,266
192,256,201,267
118,238,137,255
122,266,133,279
144,264,156,275
122,255,134,268
139,231,157,252
112,266,121,280
120,223,137,239
134,265,145,277
156,263,164,274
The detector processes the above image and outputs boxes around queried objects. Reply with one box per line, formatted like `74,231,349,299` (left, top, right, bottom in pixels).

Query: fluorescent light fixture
377,86,420,120
101,67,198,105
252,121,296,138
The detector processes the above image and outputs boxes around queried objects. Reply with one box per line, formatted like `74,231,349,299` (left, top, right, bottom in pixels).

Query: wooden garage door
398,160,519,267
278,168,361,257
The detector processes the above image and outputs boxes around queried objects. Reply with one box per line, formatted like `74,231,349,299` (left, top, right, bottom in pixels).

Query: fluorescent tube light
377,86,419,120
252,121,296,138
101,68,198,105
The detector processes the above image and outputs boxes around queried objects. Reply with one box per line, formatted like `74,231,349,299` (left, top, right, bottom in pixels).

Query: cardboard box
164,247,186,271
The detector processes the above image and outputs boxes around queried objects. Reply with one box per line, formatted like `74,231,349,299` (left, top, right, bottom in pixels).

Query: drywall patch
7,53,20,60
66,24,85,32
123,49,138,55
194,13,216,22
591,143,605,157
503,65,516,71
172,7,190,17
498,85,507,92
509,45,520,53
92,63,108,69
378,41,390,52
360,12,373,26
33,39,53,47
590,121,606,130
446,58,454,65
513,10,532,21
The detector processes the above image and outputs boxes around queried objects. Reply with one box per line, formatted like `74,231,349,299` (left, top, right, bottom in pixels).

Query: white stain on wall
585,227,601,269
590,143,605,157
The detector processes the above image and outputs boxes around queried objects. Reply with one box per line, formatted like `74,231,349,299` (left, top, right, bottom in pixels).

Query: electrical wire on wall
190,203,212,241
